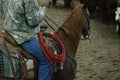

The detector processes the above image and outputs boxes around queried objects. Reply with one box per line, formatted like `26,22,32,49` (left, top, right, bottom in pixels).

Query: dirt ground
39,0,120,80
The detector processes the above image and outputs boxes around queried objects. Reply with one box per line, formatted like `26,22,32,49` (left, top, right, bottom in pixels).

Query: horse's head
81,7,91,39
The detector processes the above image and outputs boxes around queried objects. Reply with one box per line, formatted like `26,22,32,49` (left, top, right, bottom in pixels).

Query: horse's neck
55,5,84,57
56,28,81,57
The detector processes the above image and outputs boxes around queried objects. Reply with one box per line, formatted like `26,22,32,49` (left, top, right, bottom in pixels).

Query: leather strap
18,51,28,80
3,40,17,80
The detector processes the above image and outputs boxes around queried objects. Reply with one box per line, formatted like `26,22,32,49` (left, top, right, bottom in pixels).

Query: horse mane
61,4,84,35
55,4,85,57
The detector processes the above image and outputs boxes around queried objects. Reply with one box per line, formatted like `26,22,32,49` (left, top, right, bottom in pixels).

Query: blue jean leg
21,37,54,80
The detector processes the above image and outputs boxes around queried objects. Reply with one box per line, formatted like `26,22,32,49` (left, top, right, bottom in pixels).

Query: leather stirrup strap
18,51,28,80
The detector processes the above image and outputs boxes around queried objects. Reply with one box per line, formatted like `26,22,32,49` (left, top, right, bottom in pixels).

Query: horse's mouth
83,30,91,38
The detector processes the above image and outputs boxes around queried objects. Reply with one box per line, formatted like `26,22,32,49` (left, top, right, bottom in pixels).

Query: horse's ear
82,0,89,10
71,0,79,9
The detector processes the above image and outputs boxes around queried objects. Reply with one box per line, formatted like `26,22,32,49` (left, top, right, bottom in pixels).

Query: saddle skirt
0,28,38,79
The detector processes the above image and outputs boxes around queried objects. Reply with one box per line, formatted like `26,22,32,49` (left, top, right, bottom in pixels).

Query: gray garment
0,0,46,44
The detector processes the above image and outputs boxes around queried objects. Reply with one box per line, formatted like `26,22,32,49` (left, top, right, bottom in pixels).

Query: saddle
0,26,38,80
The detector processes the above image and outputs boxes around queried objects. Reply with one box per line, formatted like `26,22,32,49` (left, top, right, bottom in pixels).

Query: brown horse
0,4,90,80
53,4,90,80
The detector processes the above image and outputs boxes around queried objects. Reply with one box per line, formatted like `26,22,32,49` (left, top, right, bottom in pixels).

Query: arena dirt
38,0,120,80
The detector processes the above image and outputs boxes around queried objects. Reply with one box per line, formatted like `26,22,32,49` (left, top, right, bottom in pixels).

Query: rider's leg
21,37,54,80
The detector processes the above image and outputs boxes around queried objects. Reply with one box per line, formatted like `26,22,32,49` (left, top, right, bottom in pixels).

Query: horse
54,4,90,80
0,3,90,80
115,0,120,35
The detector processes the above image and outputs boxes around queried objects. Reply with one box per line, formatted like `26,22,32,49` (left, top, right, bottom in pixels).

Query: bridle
80,7,91,42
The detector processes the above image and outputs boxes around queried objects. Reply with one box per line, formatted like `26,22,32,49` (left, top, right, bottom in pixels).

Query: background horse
115,0,120,35
80,0,118,23
0,3,90,80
